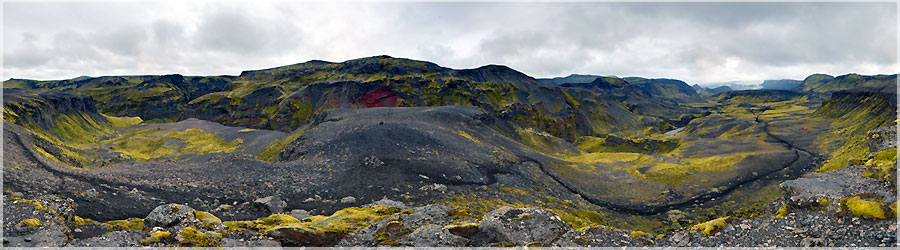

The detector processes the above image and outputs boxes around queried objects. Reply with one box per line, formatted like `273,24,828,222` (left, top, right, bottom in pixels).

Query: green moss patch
104,218,145,231
177,226,221,247
862,149,897,180
689,216,729,236
20,218,41,227
775,205,791,219
140,231,170,245
841,196,893,219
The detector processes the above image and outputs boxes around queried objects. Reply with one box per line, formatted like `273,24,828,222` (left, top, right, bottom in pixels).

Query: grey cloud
152,20,185,45
2,2,896,83
194,9,302,54
96,25,148,56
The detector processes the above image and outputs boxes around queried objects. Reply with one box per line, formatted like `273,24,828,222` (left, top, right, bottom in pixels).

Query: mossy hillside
3,90,145,168
801,73,897,93
715,90,803,104
186,56,674,140
576,135,681,154
814,91,895,172
102,128,242,160
256,124,309,162
10,74,237,122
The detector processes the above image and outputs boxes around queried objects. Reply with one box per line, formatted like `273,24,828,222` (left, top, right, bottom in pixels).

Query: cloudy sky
3,1,897,85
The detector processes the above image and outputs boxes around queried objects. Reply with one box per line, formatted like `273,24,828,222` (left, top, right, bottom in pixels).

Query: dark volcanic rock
254,196,287,214
478,206,570,246
144,204,196,228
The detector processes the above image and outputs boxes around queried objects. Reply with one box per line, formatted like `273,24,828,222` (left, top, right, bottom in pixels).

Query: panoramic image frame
2,0,899,248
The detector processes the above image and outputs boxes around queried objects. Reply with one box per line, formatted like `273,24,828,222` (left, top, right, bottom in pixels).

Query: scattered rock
364,198,409,210
419,183,448,192
253,196,287,214
289,209,311,220
220,238,281,247
398,224,468,246
66,231,143,247
801,237,827,247
340,196,357,204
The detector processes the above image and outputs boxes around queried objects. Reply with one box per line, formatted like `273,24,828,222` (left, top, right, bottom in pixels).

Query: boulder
265,224,346,247
340,196,357,204
144,204,196,228
478,206,569,246
253,196,287,214
867,125,897,154
364,198,409,210
289,209,311,221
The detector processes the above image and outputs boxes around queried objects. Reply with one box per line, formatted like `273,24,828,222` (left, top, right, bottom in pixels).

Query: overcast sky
3,1,897,85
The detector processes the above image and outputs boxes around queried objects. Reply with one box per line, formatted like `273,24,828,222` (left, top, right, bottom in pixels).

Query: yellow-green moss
301,205,400,233
104,218,145,231
73,216,95,226
890,202,897,218
33,146,63,163
140,231,170,245
630,231,645,237
817,197,831,208
224,213,300,232
237,128,256,133
256,125,308,162
177,226,220,247
20,218,41,227
10,198,48,211
443,221,479,231
775,205,790,219
101,113,142,128
103,128,242,160
456,130,482,144
194,211,222,224
689,216,729,236
862,149,897,180
841,196,889,219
